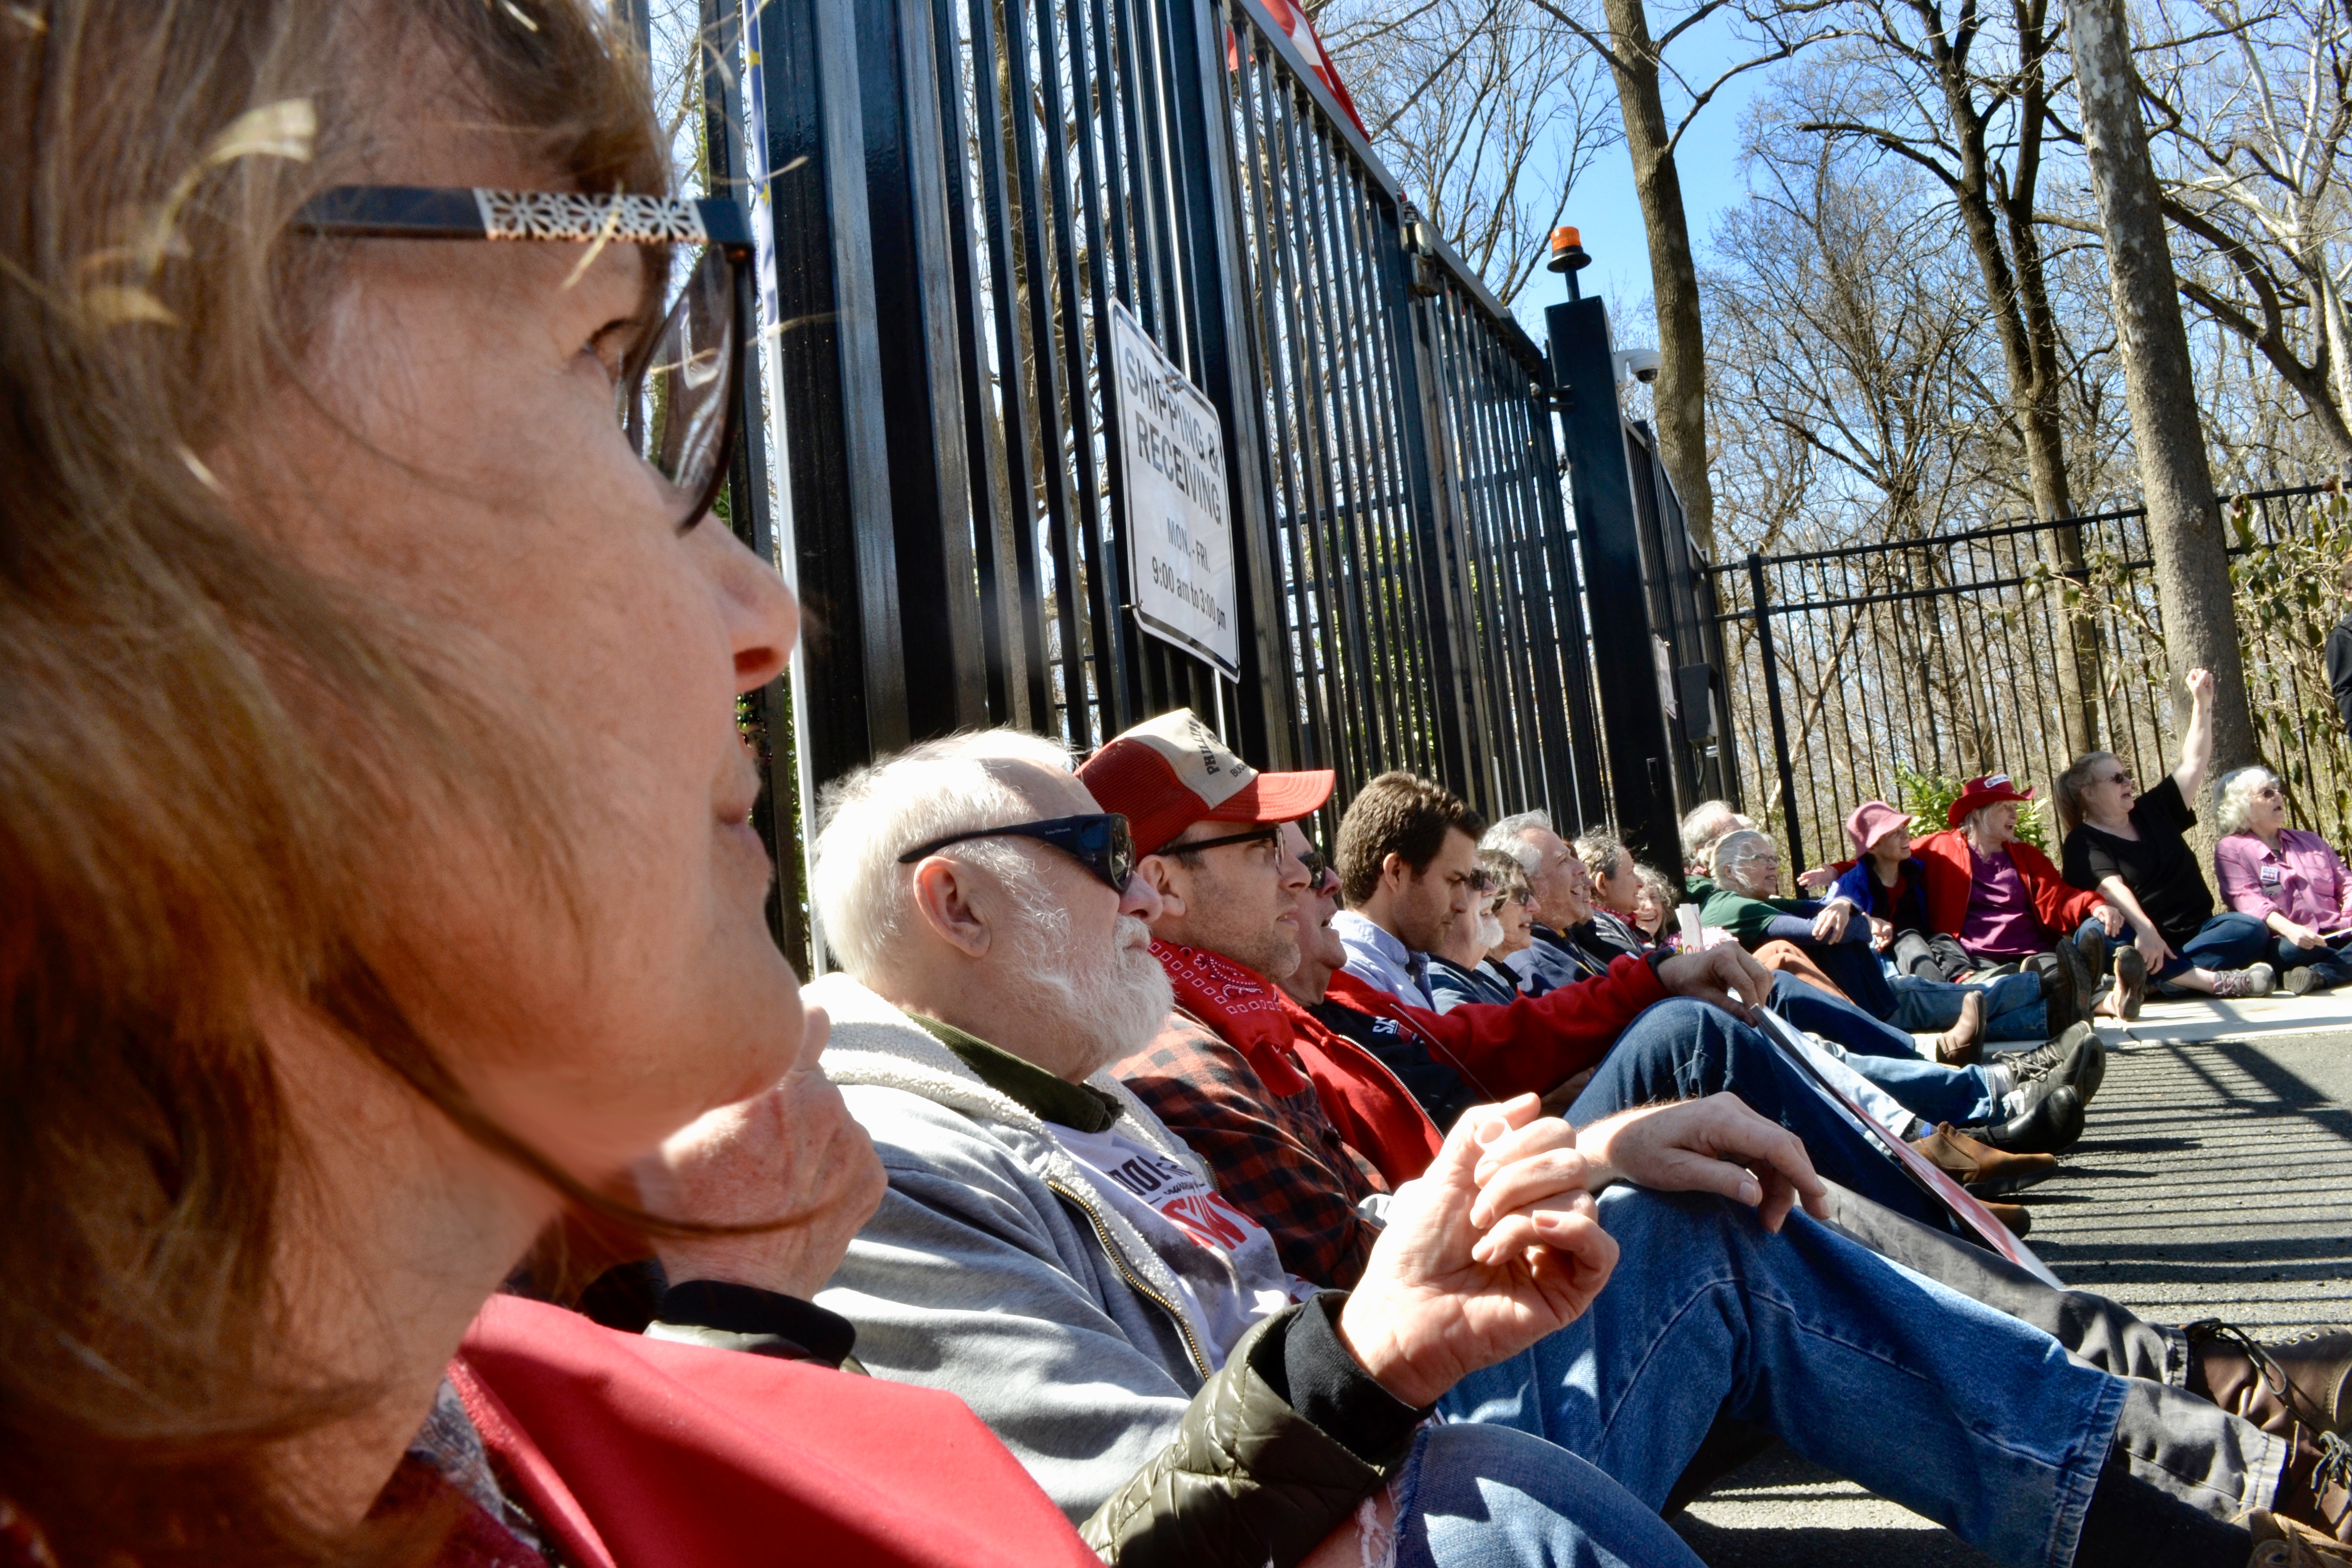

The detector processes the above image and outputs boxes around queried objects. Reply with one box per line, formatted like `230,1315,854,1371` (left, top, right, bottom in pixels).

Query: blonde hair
3,2,668,1560
2054,751,2120,835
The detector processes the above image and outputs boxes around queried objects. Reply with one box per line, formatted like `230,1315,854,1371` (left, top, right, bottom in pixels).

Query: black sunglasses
291,186,755,534
1171,825,1284,857
895,813,1137,893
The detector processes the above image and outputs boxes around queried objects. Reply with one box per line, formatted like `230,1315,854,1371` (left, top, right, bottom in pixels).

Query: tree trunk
2000,5,2105,757
1921,0,2102,756
2066,0,2254,810
1594,0,1717,556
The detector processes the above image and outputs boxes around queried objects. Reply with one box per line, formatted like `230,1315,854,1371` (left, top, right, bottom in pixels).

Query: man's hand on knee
1575,1096,1830,1234
1655,945,1774,1021
1336,1094,1618,1408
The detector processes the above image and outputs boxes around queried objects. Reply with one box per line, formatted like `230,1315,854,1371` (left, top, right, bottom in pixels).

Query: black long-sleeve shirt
2327,611,2352,741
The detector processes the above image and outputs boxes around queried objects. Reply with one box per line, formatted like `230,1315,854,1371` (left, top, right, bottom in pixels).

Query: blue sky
1513,9,1775,332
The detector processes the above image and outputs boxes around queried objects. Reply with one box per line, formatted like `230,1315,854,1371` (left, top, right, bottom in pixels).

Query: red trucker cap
1076,709,1335,856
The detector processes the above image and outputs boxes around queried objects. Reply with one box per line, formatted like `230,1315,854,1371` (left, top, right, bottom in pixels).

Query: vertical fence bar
758,0,912,782
1748,550,1804,874
699,0,806,970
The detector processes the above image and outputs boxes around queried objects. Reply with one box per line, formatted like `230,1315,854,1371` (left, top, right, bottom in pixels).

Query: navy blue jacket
1831,856,1931,935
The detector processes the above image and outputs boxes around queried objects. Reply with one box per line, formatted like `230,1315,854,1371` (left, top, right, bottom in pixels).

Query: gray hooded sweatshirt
811,972,1237,1515
807,972,1420,1547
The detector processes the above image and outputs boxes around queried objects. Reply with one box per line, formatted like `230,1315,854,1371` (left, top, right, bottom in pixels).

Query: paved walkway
1669,996,2352,1566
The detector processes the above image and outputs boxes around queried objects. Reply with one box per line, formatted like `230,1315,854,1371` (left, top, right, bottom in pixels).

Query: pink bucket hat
1845,800,1916,854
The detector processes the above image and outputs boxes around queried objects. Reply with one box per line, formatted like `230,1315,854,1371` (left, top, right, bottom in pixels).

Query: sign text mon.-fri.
1109,300,1238,677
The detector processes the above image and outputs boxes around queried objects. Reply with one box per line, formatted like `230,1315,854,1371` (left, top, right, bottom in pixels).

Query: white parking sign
1109,300,1238,677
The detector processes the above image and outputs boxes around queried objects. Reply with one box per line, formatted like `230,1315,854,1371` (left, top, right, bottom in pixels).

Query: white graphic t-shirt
1050,1122,1317,1364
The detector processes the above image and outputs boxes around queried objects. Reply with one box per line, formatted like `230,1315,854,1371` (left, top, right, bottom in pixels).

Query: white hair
1709,828,1776,895
1481,810,1555,874
811,728,1075,983
2215,766,2281,836
1680,800,1748,862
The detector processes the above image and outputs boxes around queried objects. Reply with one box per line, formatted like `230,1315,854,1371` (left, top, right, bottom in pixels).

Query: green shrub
1890,760,2050,851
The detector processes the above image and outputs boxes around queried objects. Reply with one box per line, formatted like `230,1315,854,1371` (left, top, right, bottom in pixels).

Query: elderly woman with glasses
2056,668,2276,1006
1422,856,1518,1011
2213,766,2352,994
1695,830,1886,1007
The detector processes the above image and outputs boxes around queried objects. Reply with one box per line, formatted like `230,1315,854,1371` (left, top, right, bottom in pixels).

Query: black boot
1989,1020,2105,1103
1972,1079,2085,1155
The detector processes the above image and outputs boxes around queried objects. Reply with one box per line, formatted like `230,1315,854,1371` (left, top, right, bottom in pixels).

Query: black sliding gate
666,0,1715,964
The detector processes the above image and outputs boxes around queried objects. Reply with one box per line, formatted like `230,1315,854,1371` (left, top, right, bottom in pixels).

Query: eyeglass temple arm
291,186,755,253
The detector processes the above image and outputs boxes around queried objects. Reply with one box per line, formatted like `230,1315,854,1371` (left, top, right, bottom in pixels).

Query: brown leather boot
2272,1429,2352,1542
2187,1320,2352,1439
2249,1509,2352,1565
1934,991,1984,1064
1983,1200,2031,1237
1908,1121,2060,1197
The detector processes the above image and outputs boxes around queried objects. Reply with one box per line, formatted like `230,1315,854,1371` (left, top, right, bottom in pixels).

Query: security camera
1614,347,1662,387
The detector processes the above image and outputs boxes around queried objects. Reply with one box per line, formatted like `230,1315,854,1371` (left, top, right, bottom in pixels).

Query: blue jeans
1395,1423,1706,1568
1768,974,2003,1124
1792,936,1902,1016
2129,911,2269,982
1884,969,2048,1043
1568,999,1959,1235
2270,934,2352,980
1437,1186,2127,1568
1768,970,1918,1057
1798,1031,2003,1126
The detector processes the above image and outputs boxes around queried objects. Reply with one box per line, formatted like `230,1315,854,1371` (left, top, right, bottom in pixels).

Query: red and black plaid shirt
1114,1010,1389,1288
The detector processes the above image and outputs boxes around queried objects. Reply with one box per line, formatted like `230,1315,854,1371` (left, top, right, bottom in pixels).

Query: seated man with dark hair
765,718,2351,1566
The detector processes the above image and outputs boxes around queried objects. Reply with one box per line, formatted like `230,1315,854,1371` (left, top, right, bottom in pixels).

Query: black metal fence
728,0,1644,964
1716,481,2352,871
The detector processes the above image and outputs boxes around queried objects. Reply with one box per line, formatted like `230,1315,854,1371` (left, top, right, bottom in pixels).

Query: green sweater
1689,876,1817,948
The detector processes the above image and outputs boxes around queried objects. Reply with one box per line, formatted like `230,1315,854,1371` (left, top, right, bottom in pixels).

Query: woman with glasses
2213,766,2352,994
1420,860,1516,1011
1482,850,1542,976
2056,669,2276,1005
0,2,1107,1561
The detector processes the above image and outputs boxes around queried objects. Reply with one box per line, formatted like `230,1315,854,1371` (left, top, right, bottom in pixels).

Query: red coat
1908,828,2100,943
448,1294,1101,1568
1323,953,1668,1113
1277,995,1449,1181
1271,954,1668,1188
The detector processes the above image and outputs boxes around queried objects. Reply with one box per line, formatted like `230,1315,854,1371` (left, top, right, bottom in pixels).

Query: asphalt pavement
1665,1002,2352,1566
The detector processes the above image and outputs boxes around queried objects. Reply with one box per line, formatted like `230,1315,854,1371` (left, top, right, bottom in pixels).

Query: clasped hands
1335,1091,1828,1409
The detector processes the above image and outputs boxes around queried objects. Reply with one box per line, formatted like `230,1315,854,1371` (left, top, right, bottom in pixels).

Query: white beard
1476,911,1505,952
1007,900,1174,1077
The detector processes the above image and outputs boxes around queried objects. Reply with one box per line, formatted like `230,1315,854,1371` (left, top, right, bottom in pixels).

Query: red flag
1229,0,1371,141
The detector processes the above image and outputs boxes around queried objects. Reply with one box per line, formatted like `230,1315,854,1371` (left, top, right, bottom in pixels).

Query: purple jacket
2215,827,2352,932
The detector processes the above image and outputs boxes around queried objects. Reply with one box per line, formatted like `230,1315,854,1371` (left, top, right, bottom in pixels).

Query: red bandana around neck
1152,940,1309,1092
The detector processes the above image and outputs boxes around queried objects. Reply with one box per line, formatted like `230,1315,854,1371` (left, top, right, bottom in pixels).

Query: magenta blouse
2214,827,2352,932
